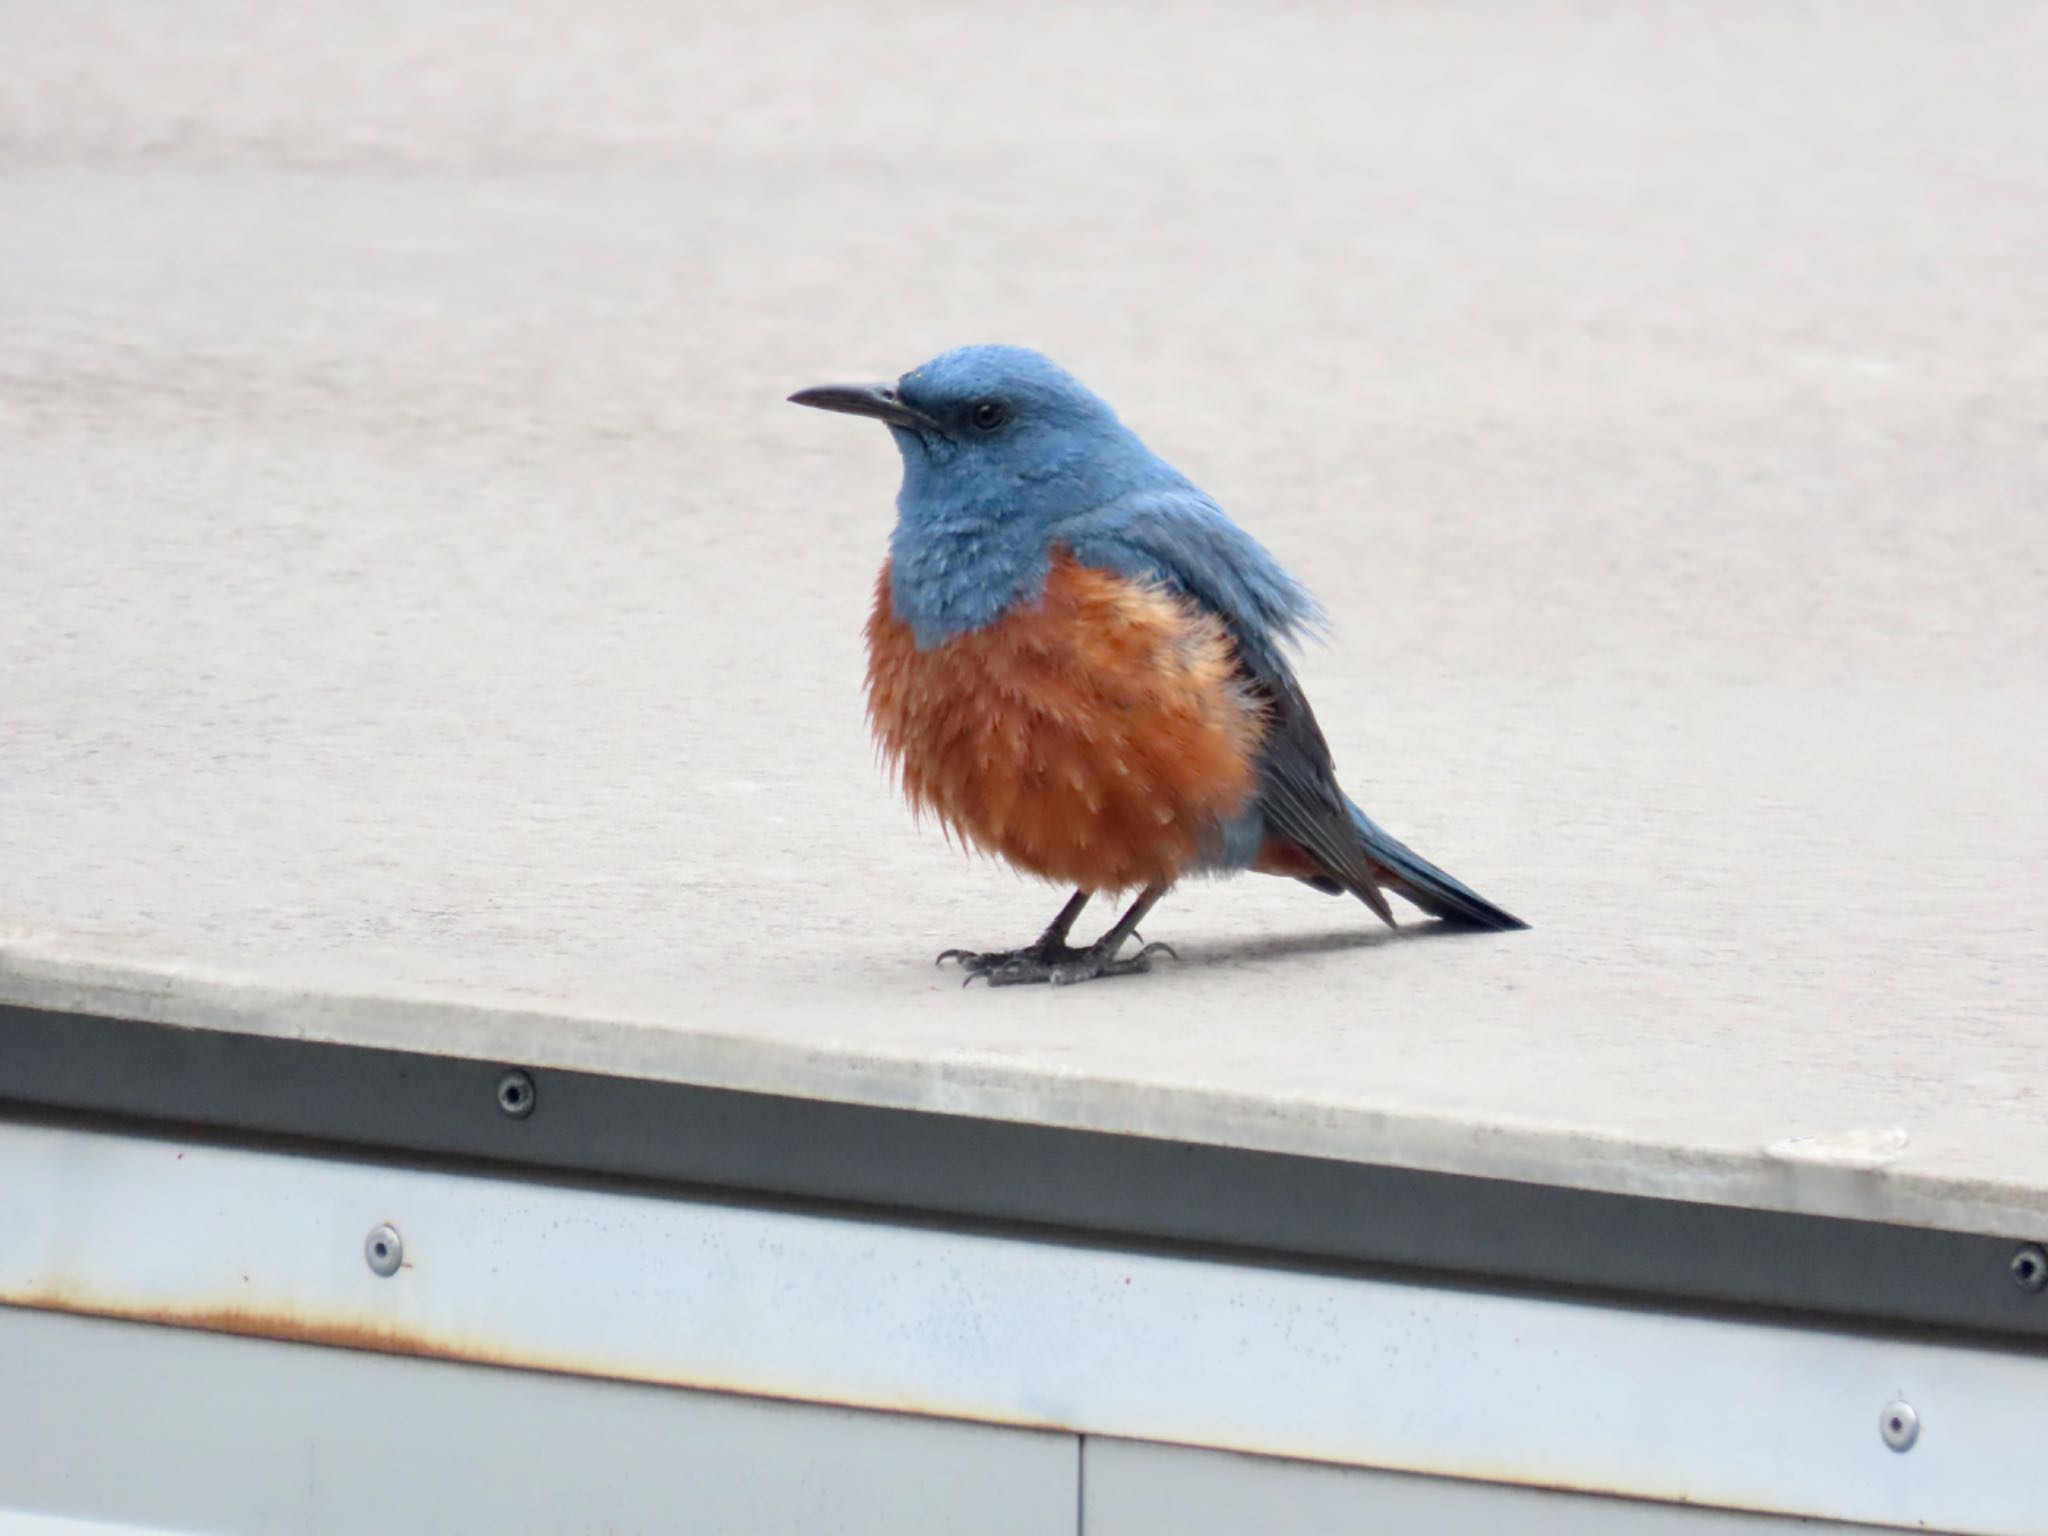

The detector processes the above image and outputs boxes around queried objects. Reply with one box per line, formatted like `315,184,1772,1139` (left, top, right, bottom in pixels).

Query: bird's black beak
788,382,942,434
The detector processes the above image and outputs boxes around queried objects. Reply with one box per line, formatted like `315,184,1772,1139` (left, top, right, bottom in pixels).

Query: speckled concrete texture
4,2,2046,1232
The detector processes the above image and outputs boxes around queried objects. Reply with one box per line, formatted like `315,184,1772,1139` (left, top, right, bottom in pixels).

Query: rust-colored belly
865,551,1264,891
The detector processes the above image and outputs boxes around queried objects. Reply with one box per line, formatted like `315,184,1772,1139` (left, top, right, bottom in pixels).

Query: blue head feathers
888,345,1177,517
791,345,1321,662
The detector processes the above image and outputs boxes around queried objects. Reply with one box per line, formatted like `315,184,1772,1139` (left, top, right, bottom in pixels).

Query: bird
791,346,1526,986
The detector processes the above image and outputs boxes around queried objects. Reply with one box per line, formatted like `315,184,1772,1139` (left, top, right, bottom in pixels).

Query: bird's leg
946,885,1179,988
937,889,1093,979
1056,883,1178,983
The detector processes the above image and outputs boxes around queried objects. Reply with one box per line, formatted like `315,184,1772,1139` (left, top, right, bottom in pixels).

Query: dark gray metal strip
3,1003,2043,1345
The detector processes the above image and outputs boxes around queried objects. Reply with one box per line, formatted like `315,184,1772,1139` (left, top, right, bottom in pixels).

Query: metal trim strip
3,1003,2044,1344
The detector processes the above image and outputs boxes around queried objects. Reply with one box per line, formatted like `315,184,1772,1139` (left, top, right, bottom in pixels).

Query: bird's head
791,345,1181,530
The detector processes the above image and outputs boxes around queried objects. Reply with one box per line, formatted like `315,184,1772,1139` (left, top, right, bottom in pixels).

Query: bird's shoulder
1057,488,1322,683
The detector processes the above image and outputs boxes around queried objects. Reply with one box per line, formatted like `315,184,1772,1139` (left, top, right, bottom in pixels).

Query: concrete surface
3,3,2045,1233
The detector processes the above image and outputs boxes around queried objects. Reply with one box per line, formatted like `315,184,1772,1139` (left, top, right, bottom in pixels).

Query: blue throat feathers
886,505,1056,652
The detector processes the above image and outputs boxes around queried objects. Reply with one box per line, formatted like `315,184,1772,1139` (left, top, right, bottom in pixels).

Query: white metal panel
1083,1438,1939,1535
1,1120,2041,1533
0,1516,188,1536
0,1306,1076,1536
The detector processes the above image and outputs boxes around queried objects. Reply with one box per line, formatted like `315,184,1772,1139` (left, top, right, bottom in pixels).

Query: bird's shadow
1170,919,1481,971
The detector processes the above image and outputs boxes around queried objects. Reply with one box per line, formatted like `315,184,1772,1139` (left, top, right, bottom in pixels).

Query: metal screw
496,1068,537,1119
365,1223,403,1278
1880,1400,1919,1453
2012,1243,2048,1294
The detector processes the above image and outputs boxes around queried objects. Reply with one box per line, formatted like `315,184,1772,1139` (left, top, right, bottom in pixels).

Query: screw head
1880,1399,1919,1453
496,1068,537,1119
364,1223,403,1278
2012,1243,2048,1294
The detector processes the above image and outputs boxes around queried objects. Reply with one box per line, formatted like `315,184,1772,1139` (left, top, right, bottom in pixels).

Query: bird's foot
937,938,1180,988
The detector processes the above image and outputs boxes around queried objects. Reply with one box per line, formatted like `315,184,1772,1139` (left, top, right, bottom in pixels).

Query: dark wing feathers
1063,495,1398,924
1246,673,1399,924
1063,491,1527,932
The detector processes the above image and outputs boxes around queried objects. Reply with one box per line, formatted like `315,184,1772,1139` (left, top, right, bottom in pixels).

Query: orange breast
865,550,1265,891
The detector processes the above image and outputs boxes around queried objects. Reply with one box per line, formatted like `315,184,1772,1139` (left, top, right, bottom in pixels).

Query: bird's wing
1060,491,1320,675
1061,492,1397,922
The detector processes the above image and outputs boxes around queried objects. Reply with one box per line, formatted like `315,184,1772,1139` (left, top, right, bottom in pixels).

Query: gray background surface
4,4,2045,1225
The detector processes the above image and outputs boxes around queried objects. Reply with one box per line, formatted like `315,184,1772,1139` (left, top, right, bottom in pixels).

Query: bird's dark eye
969,400,1010,432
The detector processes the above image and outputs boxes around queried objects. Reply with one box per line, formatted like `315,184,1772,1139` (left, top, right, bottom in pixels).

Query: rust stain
10,1292,499,1367
0,1291,1069,1436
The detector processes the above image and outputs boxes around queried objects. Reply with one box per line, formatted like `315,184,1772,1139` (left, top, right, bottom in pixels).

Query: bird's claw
938,937,1180,988
937,945,1053,974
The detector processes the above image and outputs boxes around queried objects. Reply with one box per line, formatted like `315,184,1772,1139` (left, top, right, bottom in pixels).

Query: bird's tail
1345,797,1529,932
